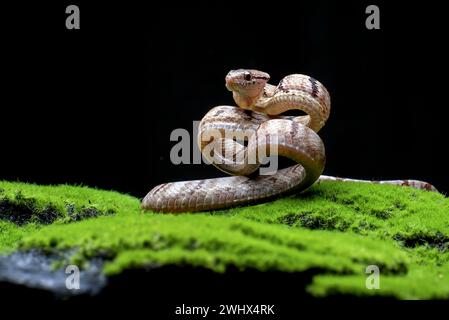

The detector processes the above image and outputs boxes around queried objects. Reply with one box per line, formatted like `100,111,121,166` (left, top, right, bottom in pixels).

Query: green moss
309,262,449,299
1,179,448,299
0,180,139,250
0,221,38,253
18,214,409,275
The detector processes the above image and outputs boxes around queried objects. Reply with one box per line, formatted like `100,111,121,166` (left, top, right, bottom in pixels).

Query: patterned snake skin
142,69,437,213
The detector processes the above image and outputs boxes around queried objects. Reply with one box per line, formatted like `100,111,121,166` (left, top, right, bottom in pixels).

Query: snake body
142,70,436,213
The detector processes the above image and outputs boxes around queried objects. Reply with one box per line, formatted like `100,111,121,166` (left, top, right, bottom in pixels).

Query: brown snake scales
142,69,437,213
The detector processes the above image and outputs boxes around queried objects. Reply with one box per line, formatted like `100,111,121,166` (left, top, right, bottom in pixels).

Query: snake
142,69,437,213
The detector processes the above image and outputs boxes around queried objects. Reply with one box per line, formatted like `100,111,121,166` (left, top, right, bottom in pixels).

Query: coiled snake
142,69,436,213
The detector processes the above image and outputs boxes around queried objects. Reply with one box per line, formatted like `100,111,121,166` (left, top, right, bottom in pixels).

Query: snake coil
142,69,436,213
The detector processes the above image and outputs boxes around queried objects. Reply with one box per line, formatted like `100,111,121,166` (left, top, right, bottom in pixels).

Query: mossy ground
1,180,448,299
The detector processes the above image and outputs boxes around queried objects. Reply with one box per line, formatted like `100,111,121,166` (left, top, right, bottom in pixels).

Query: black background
1,0,449,314
1,1,448,198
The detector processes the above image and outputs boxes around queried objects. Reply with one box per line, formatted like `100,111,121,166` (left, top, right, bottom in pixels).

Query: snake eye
244,73,251,81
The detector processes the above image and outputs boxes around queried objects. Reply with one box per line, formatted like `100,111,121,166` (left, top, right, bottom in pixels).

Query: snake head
225,69,270,109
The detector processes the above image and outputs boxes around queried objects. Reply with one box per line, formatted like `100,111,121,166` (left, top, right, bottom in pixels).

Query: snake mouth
225,70,243,92
225,77,236,92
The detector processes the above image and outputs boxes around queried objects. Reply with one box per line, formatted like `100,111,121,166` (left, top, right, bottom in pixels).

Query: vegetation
1,179,448,299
